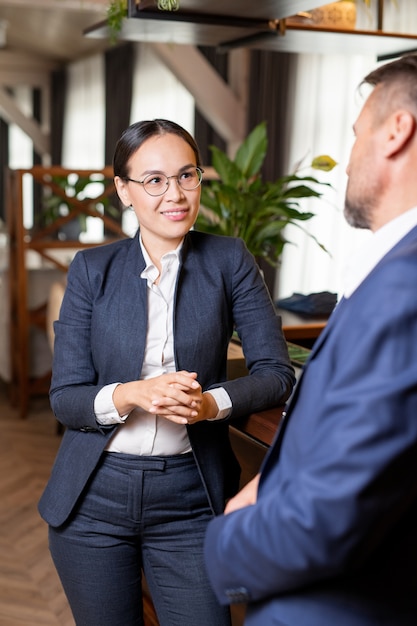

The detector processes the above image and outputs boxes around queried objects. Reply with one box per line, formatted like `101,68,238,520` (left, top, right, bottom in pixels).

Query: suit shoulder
73,235,136,265
82,235,136,257
67,236,139,287
188,230,249,256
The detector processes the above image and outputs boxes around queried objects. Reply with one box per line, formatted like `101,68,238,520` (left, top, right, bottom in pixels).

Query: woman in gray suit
39,119,295,626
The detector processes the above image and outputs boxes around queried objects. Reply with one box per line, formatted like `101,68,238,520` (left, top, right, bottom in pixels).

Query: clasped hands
113,371,218,425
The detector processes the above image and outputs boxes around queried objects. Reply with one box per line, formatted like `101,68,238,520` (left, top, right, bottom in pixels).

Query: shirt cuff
205,387,232,421
94,383,128,425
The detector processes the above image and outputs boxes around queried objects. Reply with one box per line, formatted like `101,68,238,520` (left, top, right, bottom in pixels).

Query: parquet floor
0,386,74,626
0,387,162,626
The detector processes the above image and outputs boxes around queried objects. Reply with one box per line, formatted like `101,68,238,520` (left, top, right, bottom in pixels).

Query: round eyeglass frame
124,167,204,197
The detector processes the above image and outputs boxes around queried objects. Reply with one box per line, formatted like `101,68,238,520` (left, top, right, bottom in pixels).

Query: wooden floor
0,385,163,626
0,386,75,626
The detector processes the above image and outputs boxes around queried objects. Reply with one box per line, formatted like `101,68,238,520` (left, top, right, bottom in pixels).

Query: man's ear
114,176,132,208
383,110,416,158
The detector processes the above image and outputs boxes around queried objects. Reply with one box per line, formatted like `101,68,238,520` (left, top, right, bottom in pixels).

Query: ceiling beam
0,50,56,96
0,49,52,158
0,71,50,88
227,48,249,155
0,87,50,155
0,50,58,73
0,0,107,11
150,43,246,145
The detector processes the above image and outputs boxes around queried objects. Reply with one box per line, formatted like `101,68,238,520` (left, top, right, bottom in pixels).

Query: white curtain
9,86,35,229
276,53,375,301
130,43,194,132
62,54,105,169
9,86,33,169
276,0,417,301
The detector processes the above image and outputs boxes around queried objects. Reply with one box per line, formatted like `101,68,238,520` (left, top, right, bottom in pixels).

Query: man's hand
225,474,260,514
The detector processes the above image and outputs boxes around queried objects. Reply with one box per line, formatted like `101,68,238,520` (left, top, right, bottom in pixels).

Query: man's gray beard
344,199,371,230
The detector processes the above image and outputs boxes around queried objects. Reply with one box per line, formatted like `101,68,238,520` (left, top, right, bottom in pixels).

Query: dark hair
362,53,417,107
113,119,202,178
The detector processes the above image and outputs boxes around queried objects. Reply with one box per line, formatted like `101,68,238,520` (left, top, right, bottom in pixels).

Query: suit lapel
260,226,417,482
259,297,350,481
117,236,148,380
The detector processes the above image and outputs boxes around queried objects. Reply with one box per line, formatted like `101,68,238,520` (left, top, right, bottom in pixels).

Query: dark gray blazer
39,230,295,527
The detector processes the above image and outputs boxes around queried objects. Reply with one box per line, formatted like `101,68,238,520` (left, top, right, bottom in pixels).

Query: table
278,307,328,343
227,336,302,487
232,405,283,448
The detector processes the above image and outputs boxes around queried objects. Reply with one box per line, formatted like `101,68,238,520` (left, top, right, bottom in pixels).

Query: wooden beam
227,48,249,156
150,43,246,144
0,50,58,72
0,87,50,155
0,70,50,89
0,0,107,11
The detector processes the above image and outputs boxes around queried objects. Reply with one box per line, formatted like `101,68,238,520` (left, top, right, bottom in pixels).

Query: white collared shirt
94,236,231,455
343,206,417,299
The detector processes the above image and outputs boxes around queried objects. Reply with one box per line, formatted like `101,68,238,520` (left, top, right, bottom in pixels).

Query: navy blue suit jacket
38,230,295,528
205,226,417,625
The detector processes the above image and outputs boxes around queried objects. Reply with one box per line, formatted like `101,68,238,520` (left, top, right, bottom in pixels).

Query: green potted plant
106,0,179,43
196,121,337,268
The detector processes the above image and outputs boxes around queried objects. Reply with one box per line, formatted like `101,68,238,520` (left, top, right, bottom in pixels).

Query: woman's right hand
112,371,202,424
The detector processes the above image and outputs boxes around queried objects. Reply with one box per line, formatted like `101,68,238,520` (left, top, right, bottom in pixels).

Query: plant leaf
234,121,268,178
311,154,338,172
210,147,242,187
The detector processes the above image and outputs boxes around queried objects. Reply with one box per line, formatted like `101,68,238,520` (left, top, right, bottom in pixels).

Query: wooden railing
6,166,129,418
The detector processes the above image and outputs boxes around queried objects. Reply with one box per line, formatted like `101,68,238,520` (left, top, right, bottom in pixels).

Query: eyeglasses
124,167,203,197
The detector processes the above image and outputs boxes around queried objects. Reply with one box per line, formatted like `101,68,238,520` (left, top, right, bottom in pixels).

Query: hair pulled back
113,119,202,179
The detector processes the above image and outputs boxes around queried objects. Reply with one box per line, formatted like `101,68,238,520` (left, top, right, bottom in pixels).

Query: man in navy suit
204,54,417,625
